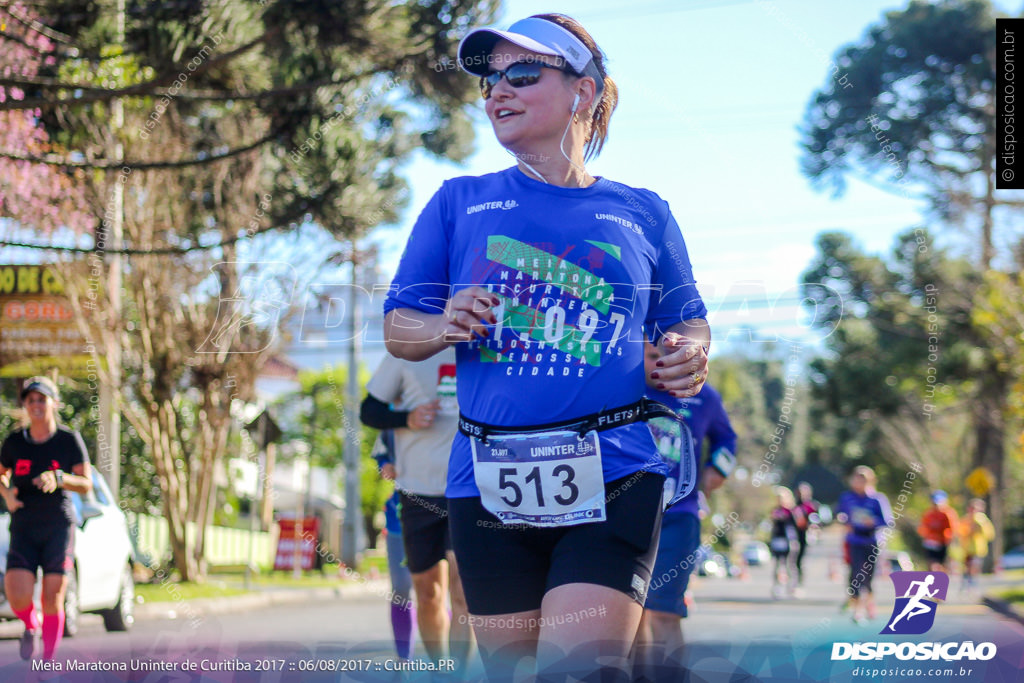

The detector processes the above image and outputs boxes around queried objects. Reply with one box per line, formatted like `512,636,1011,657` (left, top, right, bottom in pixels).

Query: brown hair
532,13,618,160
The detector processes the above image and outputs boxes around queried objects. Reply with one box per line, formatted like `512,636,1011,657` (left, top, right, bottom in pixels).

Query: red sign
273,518,321,571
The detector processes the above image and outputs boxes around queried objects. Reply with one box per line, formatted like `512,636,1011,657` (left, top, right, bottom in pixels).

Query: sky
369,0,1012,354
2,0,1013,366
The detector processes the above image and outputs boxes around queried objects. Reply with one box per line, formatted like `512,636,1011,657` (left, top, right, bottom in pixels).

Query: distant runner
837,466,893,625
360,351,473,674
0,377,94,661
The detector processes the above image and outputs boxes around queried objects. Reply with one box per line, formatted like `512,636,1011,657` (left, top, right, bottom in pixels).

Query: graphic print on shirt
649,408,692,467
850,505,878,528
648,406,698,507
467,234,635,378
437,363,458,416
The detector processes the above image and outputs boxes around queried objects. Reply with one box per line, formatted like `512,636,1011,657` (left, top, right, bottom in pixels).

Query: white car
742,541,771,566
0,469,135,635
1003,546,1024,571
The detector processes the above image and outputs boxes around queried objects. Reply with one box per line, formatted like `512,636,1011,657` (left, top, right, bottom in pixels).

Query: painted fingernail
650,371,660,379
656,360,665,368
657,383,666,390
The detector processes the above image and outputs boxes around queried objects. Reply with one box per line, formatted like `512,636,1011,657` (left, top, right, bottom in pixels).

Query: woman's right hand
407,400,440,430
439,286,500,344
1,486,23,512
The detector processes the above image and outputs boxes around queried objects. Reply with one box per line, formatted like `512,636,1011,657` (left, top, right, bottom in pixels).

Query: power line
0,220,282,255
0,123,282,169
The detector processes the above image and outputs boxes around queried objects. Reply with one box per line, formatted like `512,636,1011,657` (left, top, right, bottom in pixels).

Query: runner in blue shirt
636,343,737,672
837,465,893,624
383,13,710,680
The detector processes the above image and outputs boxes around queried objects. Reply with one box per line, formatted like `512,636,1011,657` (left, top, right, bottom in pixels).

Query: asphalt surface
0,530,1019,682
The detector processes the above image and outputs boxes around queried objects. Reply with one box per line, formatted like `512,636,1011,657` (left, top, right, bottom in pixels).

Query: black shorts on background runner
449,470,664,615
925,545,949,565
7,524,75,575
398,492,451,574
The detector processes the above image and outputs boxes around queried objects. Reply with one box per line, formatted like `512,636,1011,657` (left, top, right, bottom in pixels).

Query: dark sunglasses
479,61,572,100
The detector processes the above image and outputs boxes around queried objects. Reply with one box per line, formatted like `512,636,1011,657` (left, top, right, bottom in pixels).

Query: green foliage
799,3,1023,566
800,229,990,495
4,0,502,581
274,365,391,538
702,352,811,523
801,0,998,212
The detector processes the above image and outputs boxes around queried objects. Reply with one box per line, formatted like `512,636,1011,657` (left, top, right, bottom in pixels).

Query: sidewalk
975,567,1024,627
134,576,394,619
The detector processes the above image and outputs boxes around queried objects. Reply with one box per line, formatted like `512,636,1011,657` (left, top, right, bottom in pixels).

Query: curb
134,579,394,620
981,595,1024,628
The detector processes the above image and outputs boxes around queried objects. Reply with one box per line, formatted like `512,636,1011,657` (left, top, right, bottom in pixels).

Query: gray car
0,469,135,636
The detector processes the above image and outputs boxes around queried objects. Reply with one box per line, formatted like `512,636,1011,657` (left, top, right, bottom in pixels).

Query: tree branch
1,219,282,255
0,2,75,44
0,30,275,111
0,123,282,169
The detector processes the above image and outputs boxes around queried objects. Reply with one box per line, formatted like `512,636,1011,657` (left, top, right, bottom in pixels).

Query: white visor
458,17,601,91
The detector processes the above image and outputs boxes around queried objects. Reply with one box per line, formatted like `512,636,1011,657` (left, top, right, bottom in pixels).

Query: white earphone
571,93,580,113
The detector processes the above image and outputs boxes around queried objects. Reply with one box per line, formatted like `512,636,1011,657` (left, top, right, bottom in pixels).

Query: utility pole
304,384,320,573
341,244,363,567
98,0,125,498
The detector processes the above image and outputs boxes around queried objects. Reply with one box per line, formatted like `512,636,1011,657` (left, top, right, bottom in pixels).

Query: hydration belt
458,397,682,443
458,397,697,510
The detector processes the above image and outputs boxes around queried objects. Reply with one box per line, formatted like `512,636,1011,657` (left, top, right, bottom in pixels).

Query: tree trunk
974,164,1005,570
973,384,1007,570
148,399,199,581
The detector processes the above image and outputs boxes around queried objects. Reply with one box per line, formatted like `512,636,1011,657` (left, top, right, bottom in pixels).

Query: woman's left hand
33,470,59,493
649,332,708,398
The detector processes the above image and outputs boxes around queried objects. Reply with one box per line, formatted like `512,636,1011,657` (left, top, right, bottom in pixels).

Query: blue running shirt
384,167,708,497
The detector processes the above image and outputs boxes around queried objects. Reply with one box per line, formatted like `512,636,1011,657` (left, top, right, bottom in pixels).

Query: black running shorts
449,471,664,615
398,492,452,574
7,523,75,576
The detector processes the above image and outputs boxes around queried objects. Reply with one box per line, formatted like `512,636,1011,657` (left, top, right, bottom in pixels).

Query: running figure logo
881,571,949,635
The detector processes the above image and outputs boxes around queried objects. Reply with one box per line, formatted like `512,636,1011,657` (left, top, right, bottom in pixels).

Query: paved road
0,531,1019,682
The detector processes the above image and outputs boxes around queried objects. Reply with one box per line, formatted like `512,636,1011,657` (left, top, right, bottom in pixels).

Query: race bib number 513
471,430,605,527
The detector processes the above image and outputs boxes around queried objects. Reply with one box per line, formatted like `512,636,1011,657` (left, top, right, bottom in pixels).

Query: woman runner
0,376,93,661
767,486,801,599
837,466,892,625
383,13,710,680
